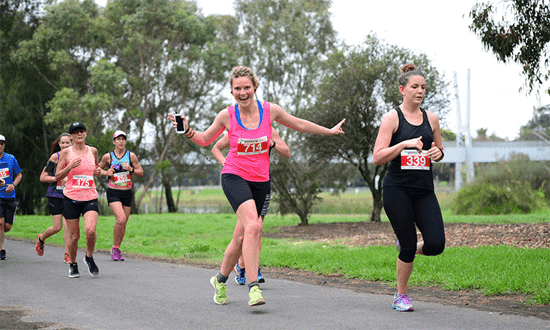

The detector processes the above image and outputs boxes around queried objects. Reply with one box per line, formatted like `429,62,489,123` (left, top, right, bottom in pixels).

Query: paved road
1,238,548,330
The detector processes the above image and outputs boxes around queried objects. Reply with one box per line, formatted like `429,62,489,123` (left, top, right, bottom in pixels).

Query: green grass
8,190,550,305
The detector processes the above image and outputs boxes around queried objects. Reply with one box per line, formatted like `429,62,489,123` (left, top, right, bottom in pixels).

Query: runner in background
98,130,143,261
0,134,22,260
212,128,290,285
36,133,72,262
55,122,102,278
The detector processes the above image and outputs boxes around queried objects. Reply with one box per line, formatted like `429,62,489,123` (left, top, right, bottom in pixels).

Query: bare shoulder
99,152,110,161
382,109,399,126
426,111,440,126
270,103,284,113
58,148,69,158
48,153,58,162
215,108,230,126
89,146,99,156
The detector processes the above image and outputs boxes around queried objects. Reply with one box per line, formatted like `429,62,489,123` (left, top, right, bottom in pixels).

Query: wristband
131,167,135,174
438,147,444,159
271,141,276,149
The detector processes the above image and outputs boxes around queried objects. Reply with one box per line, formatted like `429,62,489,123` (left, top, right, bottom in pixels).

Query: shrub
452,180,546,215
475,153,550,200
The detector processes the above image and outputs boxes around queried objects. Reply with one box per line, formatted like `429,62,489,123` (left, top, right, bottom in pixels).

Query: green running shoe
210,275,228,305
248,286,266,306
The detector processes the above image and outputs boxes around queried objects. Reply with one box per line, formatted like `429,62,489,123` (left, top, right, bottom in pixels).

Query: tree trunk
298,211,309,226
131,189,138,214
370,187,383,222
163,178,176,213
135,131,175,211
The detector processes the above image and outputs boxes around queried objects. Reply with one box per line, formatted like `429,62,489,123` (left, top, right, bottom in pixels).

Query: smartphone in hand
174,114,186,134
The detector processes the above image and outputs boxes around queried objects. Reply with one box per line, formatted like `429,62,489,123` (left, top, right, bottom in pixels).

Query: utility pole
465,69,475,184
454,72,463,191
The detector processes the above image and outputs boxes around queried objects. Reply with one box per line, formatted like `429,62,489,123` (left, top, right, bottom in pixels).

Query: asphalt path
1,238,548,330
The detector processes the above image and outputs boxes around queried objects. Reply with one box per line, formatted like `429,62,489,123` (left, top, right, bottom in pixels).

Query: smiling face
59,136,72,150
399,75,426,105
231,76,256,107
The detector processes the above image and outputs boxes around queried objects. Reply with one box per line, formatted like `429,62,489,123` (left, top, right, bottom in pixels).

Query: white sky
95,0,550,140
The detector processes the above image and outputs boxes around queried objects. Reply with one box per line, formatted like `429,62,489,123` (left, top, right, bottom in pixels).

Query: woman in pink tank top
55,121,102,278
168,66,346,306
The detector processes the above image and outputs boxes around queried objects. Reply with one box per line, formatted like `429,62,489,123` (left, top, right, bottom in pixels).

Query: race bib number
72,175,93,189
0,168,9,179
56,180,65,190
401,150,430,170
113,171,131,186
237,136,268,155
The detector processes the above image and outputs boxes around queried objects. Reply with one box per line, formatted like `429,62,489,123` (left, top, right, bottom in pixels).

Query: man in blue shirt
0,134,22,260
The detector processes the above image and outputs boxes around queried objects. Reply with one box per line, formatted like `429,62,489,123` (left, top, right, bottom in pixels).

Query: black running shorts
221,173,270,217
62,197,99,220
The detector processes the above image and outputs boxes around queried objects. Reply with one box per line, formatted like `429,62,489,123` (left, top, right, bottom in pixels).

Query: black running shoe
0,249,5,260
69,263,80,278
84,255,99,276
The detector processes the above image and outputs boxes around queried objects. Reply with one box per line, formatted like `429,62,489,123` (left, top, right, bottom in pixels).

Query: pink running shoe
111,247,124,261
111,247,120,261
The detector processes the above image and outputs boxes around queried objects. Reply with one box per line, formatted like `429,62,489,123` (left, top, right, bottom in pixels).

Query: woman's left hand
427,142,443,160
330,119,346,135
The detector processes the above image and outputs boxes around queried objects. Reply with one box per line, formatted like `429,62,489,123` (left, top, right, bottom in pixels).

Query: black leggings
383,186,445,263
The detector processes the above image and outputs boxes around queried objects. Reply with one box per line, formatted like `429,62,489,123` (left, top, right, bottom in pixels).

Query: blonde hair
229,66,260,90
398,64,426,87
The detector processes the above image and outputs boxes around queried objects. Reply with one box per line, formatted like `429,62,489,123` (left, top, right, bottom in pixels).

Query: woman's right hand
68,158,82,170
404,136,423,153
167,113,188,132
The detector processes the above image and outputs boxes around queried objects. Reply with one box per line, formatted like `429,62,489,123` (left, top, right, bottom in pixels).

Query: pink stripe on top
221,101,272,182
63,146,98,201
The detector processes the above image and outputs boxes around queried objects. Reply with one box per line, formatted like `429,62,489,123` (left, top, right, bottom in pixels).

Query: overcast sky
95,0,550,140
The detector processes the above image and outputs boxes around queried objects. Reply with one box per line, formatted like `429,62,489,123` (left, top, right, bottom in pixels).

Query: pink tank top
63,146,98,201
221,101,271,182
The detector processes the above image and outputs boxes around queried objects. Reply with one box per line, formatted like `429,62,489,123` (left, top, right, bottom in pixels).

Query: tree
14,0,237,213
98,0,236,212
1,0,58,214
469,0,550,95
307,35,450,222
233,0,343,224
519,104,550,140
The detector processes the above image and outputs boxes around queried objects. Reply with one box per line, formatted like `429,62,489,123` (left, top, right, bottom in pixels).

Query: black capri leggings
383,186,445,263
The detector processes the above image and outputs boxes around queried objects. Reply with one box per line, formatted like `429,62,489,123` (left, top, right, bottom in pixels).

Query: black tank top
383,107,434,191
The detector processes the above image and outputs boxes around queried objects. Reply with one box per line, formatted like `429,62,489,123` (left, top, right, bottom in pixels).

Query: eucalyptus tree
307,35,450,221
469,0,550,95
98,0,238,211
14,0,238,212
1,0,58,213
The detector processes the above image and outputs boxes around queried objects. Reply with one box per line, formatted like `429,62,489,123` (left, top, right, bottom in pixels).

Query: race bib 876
401,150,430,170
113,171,131,186
237,136,268,155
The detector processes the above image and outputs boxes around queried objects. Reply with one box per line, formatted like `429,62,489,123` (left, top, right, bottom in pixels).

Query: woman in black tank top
373,64,446,312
